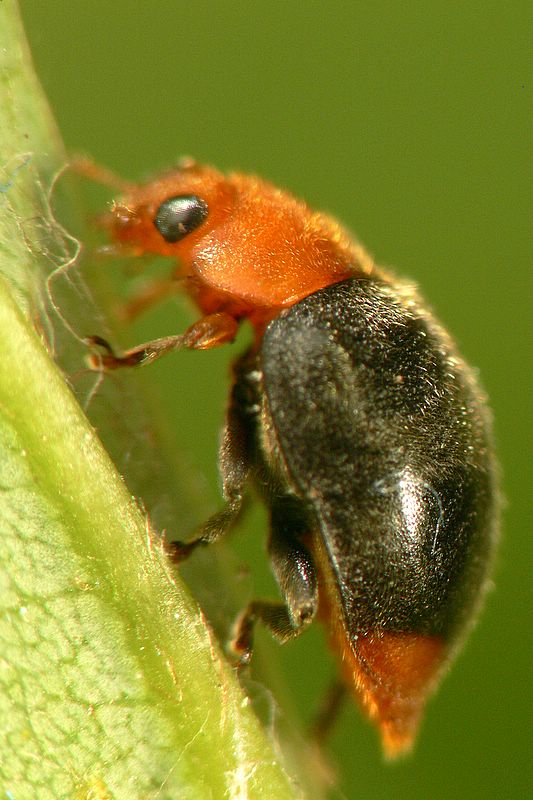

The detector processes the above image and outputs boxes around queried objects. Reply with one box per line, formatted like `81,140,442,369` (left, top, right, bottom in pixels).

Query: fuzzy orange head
104,160,372,319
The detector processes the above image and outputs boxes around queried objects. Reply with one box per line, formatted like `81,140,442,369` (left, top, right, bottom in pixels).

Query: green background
20,2,530,798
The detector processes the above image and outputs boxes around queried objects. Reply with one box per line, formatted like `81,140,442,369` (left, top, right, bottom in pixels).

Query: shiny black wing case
260,276,497,643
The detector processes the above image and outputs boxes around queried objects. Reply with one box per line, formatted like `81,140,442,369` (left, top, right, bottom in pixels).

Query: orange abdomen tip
347,631,445,758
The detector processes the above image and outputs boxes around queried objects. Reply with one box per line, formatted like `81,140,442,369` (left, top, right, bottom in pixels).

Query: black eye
154,194,208,243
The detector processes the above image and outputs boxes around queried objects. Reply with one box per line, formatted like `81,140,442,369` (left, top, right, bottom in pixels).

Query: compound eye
154,194,208,243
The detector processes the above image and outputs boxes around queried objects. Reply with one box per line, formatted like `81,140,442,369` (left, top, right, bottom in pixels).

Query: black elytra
257,277,497,641
180,275,497,654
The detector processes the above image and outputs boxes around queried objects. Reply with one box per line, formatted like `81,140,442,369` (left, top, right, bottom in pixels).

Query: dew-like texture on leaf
0,422,187,800
0,275,303,800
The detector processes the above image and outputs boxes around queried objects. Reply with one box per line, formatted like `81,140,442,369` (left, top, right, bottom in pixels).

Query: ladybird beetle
86,160,498,757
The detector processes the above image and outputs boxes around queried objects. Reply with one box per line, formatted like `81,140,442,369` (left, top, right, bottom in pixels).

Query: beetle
86,159,498,757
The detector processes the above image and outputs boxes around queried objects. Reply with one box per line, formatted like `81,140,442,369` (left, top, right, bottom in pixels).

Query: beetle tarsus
84,335,143,370
231,599,305,668
167,539,202,563
85,312,239,372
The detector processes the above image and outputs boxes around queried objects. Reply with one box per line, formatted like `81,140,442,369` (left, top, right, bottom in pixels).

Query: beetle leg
232,496,318,665
168,364,253,561
309,680,347,743
118,277,183,321
85,311,238,370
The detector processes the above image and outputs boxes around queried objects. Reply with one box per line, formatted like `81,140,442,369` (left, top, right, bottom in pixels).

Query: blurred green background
20,2,530,798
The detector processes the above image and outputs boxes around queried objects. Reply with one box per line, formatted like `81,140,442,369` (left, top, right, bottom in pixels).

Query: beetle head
104,160,371,313
106,160,234,260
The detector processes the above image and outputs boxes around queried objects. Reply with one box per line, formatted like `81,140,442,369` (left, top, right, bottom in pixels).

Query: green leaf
0,3,305,798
